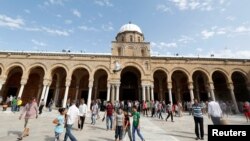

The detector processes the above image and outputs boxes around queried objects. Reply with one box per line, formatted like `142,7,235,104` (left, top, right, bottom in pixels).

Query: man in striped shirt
192,99,204,140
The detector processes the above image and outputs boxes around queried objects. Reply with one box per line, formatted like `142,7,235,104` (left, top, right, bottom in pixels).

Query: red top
106,104,113,116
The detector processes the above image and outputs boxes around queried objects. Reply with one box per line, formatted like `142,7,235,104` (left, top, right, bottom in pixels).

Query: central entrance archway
120,66,141,101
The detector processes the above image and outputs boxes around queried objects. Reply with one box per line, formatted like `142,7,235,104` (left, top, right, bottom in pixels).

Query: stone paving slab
0,107,249,141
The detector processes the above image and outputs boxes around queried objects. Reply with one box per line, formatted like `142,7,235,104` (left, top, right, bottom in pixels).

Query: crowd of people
1,95,250,141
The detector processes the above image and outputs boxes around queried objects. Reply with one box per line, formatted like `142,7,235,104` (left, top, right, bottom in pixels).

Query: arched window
118,47,122,56
141,49,145,56
130,35,133,42
121,36,124,42
138,37,140,42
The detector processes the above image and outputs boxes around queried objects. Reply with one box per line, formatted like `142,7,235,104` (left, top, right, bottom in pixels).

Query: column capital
65,79,71,87
20,78,28,85
227,82,234,90
209,82,214,90
107,83,111,87
88,79,94,87
43,79,52,86
167,81,172,89
188,82,194,89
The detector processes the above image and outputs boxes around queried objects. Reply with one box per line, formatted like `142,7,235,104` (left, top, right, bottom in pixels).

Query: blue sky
0,0,250,58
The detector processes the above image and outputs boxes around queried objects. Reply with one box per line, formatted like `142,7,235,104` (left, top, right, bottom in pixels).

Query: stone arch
91,65,111,80
152,67,169,79
48,63,69,79
210,68,229,83
153,69,168,101
120,66,142,101
27,63,47,75
231,70,249,102
212,70,230,101
192,69,210,101
170,67,190,81
229,69,248,81
5,62,26,77
92,68,108,101
68,64,91,78
191,67,210,81
0,63,4,76
123,62,145,76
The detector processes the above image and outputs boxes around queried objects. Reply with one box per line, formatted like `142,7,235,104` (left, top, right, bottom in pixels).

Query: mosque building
0,23,249,112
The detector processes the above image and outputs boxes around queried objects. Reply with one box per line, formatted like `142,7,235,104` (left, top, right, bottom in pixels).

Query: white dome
119,23,142,34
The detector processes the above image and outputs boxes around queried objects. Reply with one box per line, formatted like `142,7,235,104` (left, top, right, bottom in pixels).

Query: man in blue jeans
132,106,145,141
103,101,114,130
64,101,79,141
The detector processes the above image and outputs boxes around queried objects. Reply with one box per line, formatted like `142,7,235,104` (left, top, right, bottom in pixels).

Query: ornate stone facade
0,23,249,112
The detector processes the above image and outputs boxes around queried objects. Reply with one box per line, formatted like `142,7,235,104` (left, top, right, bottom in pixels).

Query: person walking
53,108,66,141
132,106,145,141
39,99,45,114
114,108,124,141
123,111,132,141
165,101,174,122
17,97,22,112
192,99,204,140
64,100,80,141
103,101,114,130
18,97,38,140
208,97,222,125
91,101,98,125
78,99,87,130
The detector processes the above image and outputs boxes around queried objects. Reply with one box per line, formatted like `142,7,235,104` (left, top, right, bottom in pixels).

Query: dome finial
129,21,131,24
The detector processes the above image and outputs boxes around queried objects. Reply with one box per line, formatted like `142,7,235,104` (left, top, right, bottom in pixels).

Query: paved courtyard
0,107,249,141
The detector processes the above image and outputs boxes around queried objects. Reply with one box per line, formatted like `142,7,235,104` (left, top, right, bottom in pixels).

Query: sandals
17,137,23,140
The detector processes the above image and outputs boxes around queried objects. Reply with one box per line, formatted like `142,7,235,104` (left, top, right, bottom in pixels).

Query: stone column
17,78,27,98
44,85,51,106
106,83,111,101
115,84,120,101
209,82,215,101
111,84,115,103
228,83,239,113
0,77,6,92
53,85,60,107
75,86,80,102
39,84,47,106
196,88,200,101
146,86,150,101
188,82,194,103
36,84,42,101
151,85,154,101
142,85,146,101
63,79,71,108
168,82,173,105
159,80,163,101
87,80,93,111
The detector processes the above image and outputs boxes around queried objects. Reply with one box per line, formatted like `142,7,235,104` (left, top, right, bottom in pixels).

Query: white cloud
94,0,113,7
79,25,98,31
226,16,235,21
156,4,172,13
152,41,178,49
56,14,62,18
178,35,195,43
234,26,250,33
102,22,114,31
169,0,227,11
196,48,203,52
64,20,72,24
208,49,250,59
31,39,47,47
201,30,215,39
0,14,25,29
72,9,81,18
46,0,66,5
42,27,69,36
24,9,30,14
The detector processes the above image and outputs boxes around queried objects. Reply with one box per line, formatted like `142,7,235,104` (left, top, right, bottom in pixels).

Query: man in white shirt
64,100,80,141
208,97,222,125
78,99,87,130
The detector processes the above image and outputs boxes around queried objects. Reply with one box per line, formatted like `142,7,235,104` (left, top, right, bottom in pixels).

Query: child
114,108,124,141
123,111,132,141
53,108,66,141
